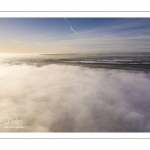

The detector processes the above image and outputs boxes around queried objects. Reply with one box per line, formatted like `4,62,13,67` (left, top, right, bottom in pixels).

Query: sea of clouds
0,63,150,132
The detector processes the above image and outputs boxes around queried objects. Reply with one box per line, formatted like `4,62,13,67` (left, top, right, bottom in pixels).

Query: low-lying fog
0,54,150,132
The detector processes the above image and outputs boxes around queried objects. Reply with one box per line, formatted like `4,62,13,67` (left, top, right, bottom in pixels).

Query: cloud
45,37,53,40
12,40,23,44
70,26,77,34
46,18,150,53
0,61,150,132
64,18,77,34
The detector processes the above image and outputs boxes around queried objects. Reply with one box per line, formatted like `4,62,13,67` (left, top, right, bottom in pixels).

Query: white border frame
0,133,150,138
0,12,150,18
0,11,150,138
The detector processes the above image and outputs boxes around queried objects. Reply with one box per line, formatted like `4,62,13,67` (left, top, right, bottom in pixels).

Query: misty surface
0,53,150,132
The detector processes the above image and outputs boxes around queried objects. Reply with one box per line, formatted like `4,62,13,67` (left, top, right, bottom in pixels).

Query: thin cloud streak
64,18,77,34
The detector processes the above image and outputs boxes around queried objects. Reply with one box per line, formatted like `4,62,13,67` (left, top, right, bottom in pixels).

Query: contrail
64,18,77,34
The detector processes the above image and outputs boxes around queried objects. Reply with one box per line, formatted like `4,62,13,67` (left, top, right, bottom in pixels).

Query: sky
0,18,150,53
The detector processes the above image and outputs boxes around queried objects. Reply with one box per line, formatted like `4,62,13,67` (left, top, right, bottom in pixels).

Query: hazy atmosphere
0,18,150,132
1,18,150,53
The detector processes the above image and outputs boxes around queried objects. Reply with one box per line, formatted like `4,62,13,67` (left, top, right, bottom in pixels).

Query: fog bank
0,64,150,132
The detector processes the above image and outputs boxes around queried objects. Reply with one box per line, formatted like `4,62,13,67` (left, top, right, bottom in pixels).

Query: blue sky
0,18,150,53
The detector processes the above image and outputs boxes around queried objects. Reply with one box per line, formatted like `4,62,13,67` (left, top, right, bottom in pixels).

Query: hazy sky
0,18,150,53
